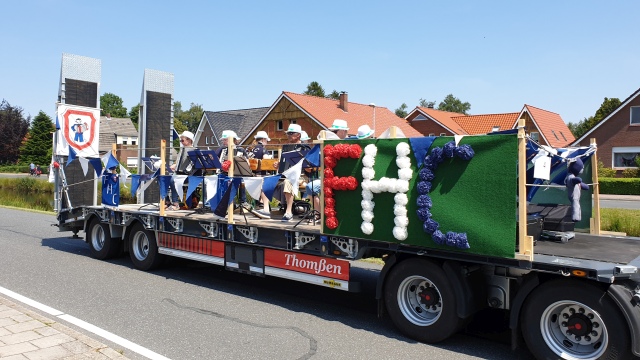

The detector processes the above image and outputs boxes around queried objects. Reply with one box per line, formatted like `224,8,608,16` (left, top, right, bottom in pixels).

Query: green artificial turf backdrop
322,134,518,259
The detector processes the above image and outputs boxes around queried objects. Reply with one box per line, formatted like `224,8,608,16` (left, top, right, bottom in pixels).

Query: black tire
86,218,120,260
128,222,164,271
384,258,462,343
521,279,633,360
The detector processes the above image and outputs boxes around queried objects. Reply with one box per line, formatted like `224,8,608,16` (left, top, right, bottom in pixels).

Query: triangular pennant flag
304,144,321,167
204,175,218,203
119,164,131,188
212,177,243,216
244,177,264,200
102,152,119,170
140,175,155,192
186,176,202,201
131,175,141,198
454,135,464,147
48,153,55,183
282,159,304,197
157,175,172,200
409,137,437,168
173,175,188,202
88,158,103,177
67,146,77,166
262,175,281,202
79,157,89,176
209,175,228,211
55,114,60,130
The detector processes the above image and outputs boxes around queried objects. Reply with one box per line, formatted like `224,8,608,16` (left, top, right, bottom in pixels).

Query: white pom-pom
393,226,408,241
378,178,391,192
394,204,407,216
362,167,375,180
398,168,413,181
396,180,410,193
394,193,409,206
396,156,411,169
361,222,374,235
394,216,409,227
362,190,374,200
364,144,378,156
361,200,375,211
362,155,375,168
368,180,381,193
361,210,374,223
396,142,411,156
361,179,370,191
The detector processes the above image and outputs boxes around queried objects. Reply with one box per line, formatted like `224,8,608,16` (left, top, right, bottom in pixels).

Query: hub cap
397,276,442,326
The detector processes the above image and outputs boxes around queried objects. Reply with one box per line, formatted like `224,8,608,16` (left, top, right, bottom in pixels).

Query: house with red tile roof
406,104,575,147
242,92,422,145
572,87,640,171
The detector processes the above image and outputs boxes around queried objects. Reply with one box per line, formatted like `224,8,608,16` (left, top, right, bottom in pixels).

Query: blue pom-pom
443,141,456,158
417,194,432,209
445,231,458,247
423,155,437,170
432,230,445,245
416,207,432,222
430,147,444,164
455,144,475,161
456,233,470,249
417,181,432,194
419,167,434,182
423,218,439,234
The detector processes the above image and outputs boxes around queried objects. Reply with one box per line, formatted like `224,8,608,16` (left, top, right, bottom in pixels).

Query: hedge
599,178,640,195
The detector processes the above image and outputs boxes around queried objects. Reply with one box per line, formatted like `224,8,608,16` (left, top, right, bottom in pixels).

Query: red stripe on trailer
264,249,350,281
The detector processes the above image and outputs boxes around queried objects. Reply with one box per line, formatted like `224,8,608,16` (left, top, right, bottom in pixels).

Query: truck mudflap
156,232,351,291
607,283,640,356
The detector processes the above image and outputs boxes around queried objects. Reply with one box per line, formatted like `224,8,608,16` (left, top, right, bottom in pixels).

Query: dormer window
491,126,500,132
530,132,540,141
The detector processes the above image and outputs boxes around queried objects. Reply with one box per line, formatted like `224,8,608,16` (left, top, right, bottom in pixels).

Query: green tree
100,93,127,117
327,90,340,100
395,103,409,118
19,111,55,166
128,104,140,129
173,101,202,133
0,100,30,164
304,81,326,98
419,99,436,108
568,97,621,138
437,94,470,114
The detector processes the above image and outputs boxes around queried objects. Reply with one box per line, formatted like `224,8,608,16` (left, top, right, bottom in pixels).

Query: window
530,132,540,141
631,106,640,125
290,120,297,124
126,157,138,168
560,131,567,141
123,140,128,145
428,133,435,137
211,136,215,144
205,137,208,145
551,129,559,140
491,126,500,132
440,133,446,136
612,147,640,168
414,115,428,121
131,140,136,146
277,120,284,131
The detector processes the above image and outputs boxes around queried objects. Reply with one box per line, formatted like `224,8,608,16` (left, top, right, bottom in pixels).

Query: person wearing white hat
300,131,311,143
273,123,310,221
356,124,375,139
216,130,247,162
166,130,197,210
251,131,271,160
329,119,349,139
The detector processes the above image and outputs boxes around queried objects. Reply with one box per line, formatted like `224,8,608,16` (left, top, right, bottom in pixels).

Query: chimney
339,91,348,112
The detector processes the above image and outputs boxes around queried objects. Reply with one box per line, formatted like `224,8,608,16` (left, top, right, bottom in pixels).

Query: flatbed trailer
54,127,640,360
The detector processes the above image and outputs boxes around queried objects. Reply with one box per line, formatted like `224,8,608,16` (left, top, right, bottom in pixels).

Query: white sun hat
180,131,194,141
330,119,349,130
300,131,311,141
286,124,302,133
356,124,375,139
254,131,271,141
219,130,239,139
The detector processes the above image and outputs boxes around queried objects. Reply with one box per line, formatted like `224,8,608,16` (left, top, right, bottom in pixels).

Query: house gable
516,105,574,147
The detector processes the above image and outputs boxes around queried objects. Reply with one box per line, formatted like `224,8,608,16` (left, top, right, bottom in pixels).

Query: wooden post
515,119,534,261
590,138,601,235
159,140,166,216
227,139,235,224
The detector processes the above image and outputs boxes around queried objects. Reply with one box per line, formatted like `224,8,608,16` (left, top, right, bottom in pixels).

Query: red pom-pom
221,160,231,172
323,144,334,157
332,177,345,191
324,207,336,218
346,176,358,190
336,144,350,159
53,161,60,169
324,187,334,197
323,178,333,189
325,197,335,208
349,144,362,159
324,168,334,179
326,217,339,229
324,156,337,169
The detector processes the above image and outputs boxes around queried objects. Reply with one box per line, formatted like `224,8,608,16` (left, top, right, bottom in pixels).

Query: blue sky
2,1,639,125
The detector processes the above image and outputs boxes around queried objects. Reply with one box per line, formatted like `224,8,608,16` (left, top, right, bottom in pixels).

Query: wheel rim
132,231,150,261
91,224,105,251
540,300,608,360
396,275,442,326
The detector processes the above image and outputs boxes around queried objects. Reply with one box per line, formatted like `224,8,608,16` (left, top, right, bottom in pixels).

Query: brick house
193,108,269,149
243,91,421,145
406,104,575,147
98,115,139,168
572,87,640,171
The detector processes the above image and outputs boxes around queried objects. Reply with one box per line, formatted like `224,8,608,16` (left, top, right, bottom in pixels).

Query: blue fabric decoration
131,175,140,197
101,172,119,206
304,144,321,167
67,146,77,166
416,207,432,222
88,158,103,176
157,175,171,200
443,141,456,158
409,137,437,168
423,218,439,234
419,167,435,182
417,181,432,194
417,194,433,209
432,230,445,245
455,144,475,161
186,176,202,201
104,153,120,171
430,147,444,164
262,174,281,202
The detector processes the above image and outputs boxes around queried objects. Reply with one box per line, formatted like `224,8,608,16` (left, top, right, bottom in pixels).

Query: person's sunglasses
286,132,297,135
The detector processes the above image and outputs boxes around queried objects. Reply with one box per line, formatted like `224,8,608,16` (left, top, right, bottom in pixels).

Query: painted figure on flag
71,118,89,143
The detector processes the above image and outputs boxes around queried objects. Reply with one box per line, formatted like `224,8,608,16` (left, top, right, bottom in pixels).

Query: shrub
597,164,617,178
599,178,640,195
621,168,640,178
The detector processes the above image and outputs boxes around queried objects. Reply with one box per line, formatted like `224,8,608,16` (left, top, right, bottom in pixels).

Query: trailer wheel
521,279,633,360
86,218,120,260
128,223,164,271
384,258,461,343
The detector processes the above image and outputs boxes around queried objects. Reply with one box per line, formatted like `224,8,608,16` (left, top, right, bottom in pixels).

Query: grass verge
600,208,640,237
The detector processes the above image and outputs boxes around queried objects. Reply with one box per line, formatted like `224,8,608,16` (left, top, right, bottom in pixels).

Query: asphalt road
0,207,537,360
